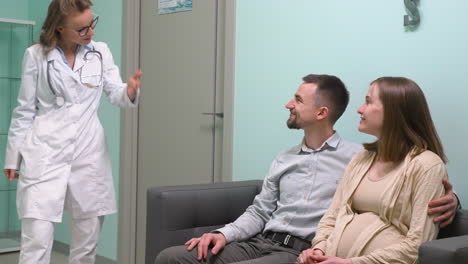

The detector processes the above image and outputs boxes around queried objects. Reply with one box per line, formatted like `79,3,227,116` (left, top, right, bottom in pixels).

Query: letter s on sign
404,0,420,26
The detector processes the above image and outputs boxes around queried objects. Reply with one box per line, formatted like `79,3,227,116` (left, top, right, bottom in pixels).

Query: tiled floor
0,250,69,263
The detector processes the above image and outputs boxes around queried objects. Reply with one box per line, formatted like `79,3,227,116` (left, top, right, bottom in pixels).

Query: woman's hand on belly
299,251,352,264
309,256,352,264
298,248,323,264
299,248,353,264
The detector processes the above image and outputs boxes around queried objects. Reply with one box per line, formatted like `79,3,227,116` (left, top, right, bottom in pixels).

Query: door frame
118,1,237,263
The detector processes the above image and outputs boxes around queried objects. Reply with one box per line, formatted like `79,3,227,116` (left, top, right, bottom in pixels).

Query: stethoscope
47,48,103,107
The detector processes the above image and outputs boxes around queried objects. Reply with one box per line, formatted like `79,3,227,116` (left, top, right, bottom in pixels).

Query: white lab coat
4,41,139,222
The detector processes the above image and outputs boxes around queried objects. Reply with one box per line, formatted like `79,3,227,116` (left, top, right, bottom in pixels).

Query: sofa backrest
438,209,468,239
145,179,466,264
145,180,263,264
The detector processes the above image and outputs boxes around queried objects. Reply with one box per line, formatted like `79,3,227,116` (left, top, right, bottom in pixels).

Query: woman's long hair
363,77,447,163
39,0,93,54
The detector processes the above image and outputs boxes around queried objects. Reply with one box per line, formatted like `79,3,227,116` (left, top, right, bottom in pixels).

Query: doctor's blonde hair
40,0,93,54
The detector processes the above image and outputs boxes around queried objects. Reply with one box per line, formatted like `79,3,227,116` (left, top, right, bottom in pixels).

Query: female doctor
2,0,142,263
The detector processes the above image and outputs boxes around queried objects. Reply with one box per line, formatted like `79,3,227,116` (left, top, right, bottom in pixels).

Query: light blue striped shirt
217,132,363,242
55,43,93,67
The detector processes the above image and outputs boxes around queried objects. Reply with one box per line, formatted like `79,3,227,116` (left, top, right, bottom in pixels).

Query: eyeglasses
75,16,99,37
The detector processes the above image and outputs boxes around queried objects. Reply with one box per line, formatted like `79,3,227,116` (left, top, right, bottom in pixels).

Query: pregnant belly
336,212,405,258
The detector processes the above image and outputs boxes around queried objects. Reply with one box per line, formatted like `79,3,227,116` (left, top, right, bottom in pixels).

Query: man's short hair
302,74,349,124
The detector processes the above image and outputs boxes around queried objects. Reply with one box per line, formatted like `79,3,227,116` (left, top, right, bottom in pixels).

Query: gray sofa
419,209,468,264
146,180,468,264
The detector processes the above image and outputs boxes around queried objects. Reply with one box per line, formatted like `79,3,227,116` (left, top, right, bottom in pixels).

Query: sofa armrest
145,180,262,264
438,209,468,239
419,235,468,264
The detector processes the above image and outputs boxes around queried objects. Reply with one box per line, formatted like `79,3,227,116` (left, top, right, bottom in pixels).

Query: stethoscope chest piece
56,96,65,106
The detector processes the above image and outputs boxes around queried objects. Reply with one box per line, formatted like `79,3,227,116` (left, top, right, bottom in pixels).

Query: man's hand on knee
184,233,226,260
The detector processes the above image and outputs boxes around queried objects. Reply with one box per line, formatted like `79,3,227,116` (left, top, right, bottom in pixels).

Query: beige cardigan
312,149,447,264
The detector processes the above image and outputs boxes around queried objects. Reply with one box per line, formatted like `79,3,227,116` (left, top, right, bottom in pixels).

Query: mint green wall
0,0,28,20
0,0,123,260
0,0,34,238
28,1,48,42
0,21,32,234
233,0,468,207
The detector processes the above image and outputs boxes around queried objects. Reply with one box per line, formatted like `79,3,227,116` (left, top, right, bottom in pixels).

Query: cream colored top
312,149,447,264
337,170,399,258
353,171,397,213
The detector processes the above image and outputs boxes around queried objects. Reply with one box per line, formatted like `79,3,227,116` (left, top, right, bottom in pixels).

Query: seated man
155,74,457,264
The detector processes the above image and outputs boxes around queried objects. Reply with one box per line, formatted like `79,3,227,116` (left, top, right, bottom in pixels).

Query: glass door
0,18,34,253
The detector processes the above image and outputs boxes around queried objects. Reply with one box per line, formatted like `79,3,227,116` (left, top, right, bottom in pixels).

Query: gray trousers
155,234,299,264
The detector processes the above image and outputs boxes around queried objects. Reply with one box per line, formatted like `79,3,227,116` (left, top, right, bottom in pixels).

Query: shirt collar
55,43,94,66
299,131,341,154
83,42,94,50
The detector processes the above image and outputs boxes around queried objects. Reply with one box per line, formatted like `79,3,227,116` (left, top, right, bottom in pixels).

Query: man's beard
287,116,301,129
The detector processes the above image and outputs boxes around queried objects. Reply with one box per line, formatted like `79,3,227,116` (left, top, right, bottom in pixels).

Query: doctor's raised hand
2,1,141,264
127,70,143,101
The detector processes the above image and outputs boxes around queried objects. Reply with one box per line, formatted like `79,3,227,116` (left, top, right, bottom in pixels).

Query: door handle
202,112,224,118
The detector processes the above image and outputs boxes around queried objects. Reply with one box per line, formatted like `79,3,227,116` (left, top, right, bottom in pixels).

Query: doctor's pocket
80,73,101,88
80,60,102,88
18,135,49,180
